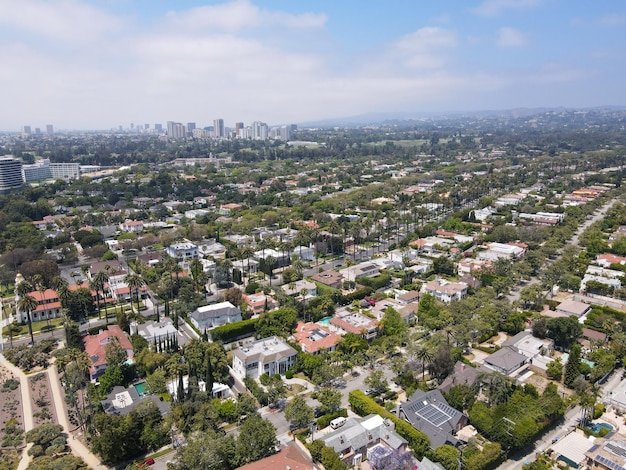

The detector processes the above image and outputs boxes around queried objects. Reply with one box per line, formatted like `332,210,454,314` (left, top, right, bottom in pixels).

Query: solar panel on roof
420,405,451,427
606,443,626,458
596,454,626,470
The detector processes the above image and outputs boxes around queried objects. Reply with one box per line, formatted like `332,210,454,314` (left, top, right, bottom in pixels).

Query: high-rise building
214,118,225,138
235,122,244,134
46,125,54,135
34,128,41,135
22,126,31,137
155,123,163,132
186,122,196,137
252,121,268,140
167,121,175,136
0,156,24,193
144,124,149,130
278,125,291,141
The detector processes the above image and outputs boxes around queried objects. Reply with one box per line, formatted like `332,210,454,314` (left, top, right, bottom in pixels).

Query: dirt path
48,366,110,470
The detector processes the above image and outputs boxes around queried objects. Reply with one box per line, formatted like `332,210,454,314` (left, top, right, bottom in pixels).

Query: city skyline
2,0,626,131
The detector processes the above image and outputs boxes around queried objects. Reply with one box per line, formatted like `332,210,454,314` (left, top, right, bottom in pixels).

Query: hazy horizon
2,0,626,131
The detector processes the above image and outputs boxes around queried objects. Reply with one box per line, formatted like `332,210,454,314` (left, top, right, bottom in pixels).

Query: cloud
163,0,326,33
496,27,528,47
597,13,626,26
0,0,125,43
472,0,542,16
392,27,457,69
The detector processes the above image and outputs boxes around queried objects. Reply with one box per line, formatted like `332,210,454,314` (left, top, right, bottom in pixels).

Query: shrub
243,376,268,407
285,370,294,379
593,403,605,420
349,390,429,458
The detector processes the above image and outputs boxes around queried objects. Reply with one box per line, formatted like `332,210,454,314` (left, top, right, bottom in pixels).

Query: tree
380,307,407,337
317,387,342,414
285,395,314,429
233,414,277,466
365,370,388,394
124,273,145,315
169,429,236,470
547,316,582,349
17,293,37,345
546,359,563,381
433,256,456,276
564,343,582,388
413,347,434,381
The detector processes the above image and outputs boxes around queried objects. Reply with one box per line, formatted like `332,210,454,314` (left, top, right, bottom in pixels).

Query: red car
139,458,155,467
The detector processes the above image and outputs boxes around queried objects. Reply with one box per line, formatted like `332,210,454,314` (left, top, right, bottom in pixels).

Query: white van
330,417,346,429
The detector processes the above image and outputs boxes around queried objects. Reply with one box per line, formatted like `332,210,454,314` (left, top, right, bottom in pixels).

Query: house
439,362,481,394
311,270,344,289
477,242,526,261
556,300,592,319
502,331,553,360
83,325,134,381
189,301,241,331
396,290,420,305
232,336,297,380
119,219,144,233
398,389,468,449
165,242,198,265
138,252,163,266
548,431,594,469
132,318,178,345
329,311,379,340
422,279,468,304
282,279,317,299
235,442,316,470
482,347,529,376
585,432,626,470
166,375,231,400
321,414,411,468
292,322,341,354
197,240,227,260
596,253,626,267
101,385,170,416
243,293,276,315
15,287,61,323
293,245,315,261
458,258,493,275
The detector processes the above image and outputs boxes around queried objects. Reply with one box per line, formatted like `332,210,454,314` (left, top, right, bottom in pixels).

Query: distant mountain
298,105,626,128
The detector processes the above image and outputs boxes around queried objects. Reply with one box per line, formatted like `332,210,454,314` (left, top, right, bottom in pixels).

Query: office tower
278,125,290,141
22,126,31,137
290,124,298,132
167,121,175,136
118,125,123,131
214,118,225,138
46,125,54,135
144,124,149,130
235,122,244,138
186,122,196,137
22,159,52,182
0,156,24,193
168,122,186,139
155,123,163,132
252,121,268,140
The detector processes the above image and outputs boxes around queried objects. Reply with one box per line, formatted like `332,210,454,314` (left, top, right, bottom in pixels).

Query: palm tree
189,258,204,292
124,273,145,316
264,255,276,286
414,347,434,381
17,294,38,345
93,270,110,323
240,246,254,280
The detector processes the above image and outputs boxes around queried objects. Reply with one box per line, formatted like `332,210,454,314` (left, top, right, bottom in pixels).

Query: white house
232,336,297,380
189,301,242,331
166,242,198,264
421,278,468,303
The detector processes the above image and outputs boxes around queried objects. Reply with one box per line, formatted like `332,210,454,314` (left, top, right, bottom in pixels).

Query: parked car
140,458,155,467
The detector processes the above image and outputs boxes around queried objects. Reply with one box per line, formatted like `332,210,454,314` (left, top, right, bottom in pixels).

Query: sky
1,0,626,131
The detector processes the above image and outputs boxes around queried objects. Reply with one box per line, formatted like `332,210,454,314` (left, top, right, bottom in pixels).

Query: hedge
316,409,348,429
349,390,430,458
210,318,258,343
243,376,268,406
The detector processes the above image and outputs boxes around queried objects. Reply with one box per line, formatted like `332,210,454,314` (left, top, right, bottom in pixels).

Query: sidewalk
0,354,34,470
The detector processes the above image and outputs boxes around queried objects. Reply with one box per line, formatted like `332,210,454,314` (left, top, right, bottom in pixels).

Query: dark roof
439,361,480,393
399,389,466,449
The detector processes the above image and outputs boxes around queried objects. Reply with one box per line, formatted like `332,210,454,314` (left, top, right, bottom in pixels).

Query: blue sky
1,0,625,130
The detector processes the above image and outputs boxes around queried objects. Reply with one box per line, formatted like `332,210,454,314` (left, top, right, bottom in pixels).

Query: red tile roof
236,443,314,470
82,325,133,377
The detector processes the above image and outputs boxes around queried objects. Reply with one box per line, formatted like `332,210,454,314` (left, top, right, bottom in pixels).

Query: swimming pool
318,316,332,326
561,353,595,368
134,381,147,396
590,422,613,433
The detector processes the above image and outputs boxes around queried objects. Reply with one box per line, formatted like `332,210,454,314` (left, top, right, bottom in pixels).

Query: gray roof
439,361,480,393
484,346,527,372
101,385,170,416
322,415,407,454
399,389,466,449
